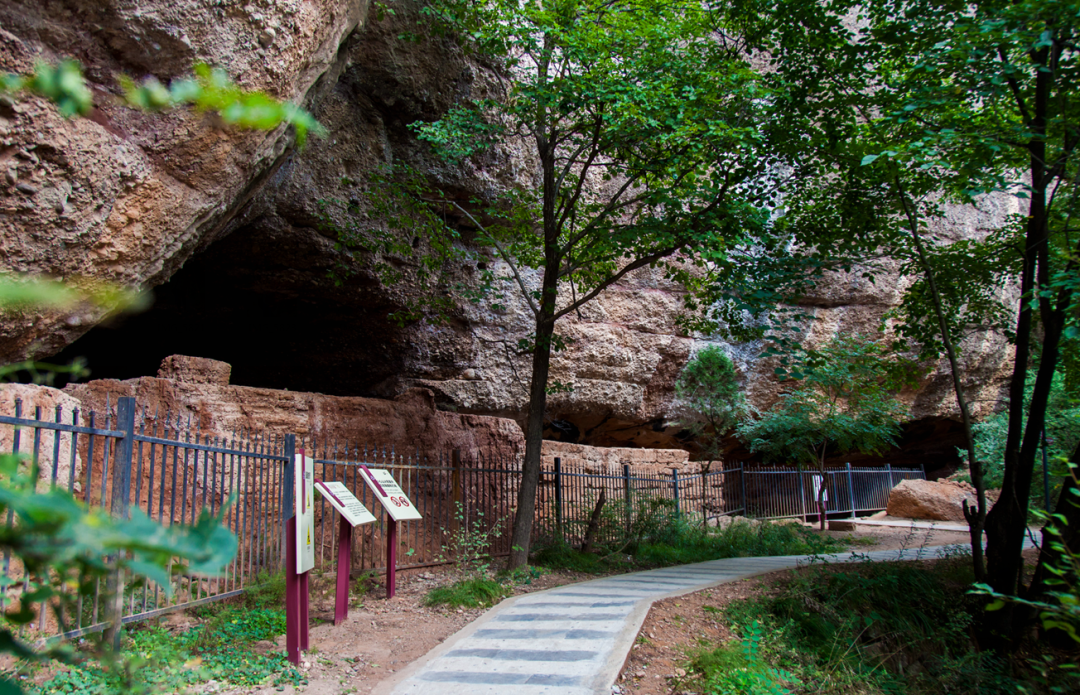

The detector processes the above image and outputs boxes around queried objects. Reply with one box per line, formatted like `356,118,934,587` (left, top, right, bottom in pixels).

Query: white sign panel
295,454,315,573
358,466,422,521
315,480,377,527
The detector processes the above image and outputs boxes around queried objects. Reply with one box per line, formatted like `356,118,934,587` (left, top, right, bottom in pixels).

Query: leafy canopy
406,0,776,321
738,336,912,468
673,345,748,462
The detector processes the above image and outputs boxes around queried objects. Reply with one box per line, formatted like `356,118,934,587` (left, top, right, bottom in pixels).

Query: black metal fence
534,459,925,547
0,395,291,640
1,394,923,641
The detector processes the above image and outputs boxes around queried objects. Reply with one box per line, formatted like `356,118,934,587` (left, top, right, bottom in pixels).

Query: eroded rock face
0,0,367,361
886,478,976,522
2,2,1016,463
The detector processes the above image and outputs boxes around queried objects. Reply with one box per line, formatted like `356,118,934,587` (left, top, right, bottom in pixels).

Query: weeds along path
379,543,1031,695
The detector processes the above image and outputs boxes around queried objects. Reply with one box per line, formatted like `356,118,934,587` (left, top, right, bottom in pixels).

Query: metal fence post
554,457,563,544
846,462,856,518
623,464,632,534
282,435,296,554
886,463,894,487
739,465,748,517
797,469,807,521
103,397,136,651
451,449,462,533
671,467,680,516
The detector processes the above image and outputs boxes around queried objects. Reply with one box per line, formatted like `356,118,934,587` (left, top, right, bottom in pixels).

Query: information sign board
295,454,315,573
315,480,377,527
358,466,422,521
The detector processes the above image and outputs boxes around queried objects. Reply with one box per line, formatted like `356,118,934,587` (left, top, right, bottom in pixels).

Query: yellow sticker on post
315,480,377,527
358,466,422,521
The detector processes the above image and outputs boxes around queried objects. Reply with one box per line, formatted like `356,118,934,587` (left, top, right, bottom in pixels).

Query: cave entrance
47,221,407,396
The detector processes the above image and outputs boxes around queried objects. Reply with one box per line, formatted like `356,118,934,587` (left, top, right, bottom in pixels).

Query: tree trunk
894,175,987,579
507,319,554,568
982,46,1059,646
581,489,607,554
507,94,560,569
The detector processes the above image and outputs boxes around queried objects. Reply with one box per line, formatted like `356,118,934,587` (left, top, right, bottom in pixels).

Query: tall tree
408,0,778,566
737,336,910,529
700,0,1079,645
672,345,748,468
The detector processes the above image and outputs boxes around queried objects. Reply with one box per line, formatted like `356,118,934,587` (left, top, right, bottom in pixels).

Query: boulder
886,479,975,522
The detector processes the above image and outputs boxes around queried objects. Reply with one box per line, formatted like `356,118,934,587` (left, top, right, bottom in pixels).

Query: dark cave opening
46,221,410,396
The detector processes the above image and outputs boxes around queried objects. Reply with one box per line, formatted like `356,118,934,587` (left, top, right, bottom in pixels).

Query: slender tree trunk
508,310,556,568
894,177,986,579
983,47,1059,644
508,76,560,569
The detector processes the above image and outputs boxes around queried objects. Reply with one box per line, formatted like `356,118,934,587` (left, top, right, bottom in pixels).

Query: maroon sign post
314,478,377,625
386,518,398,599
285,446,314,666
335,517,352,623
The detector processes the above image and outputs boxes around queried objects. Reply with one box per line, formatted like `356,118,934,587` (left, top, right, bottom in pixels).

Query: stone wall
0,383,83,492
540,440,704,475
62,356,524,462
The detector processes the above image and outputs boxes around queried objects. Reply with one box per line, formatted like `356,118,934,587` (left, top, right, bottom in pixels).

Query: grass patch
34,606,303,695
532,517,843,574
244,569,286,610
688,551,1079,695
424,577,510,609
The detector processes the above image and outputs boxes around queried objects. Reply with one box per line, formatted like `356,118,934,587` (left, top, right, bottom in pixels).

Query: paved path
384,543,986,695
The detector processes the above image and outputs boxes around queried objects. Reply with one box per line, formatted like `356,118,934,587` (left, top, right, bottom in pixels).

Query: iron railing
2,394,924,641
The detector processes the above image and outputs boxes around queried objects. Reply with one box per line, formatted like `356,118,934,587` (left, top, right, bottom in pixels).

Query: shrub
424,577,509,609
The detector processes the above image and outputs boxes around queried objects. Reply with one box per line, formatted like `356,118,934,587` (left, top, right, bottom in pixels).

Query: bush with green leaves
673,346,749,464
698,553,1078,695
423,576,509,610
0,453,237,694
34,608,303,694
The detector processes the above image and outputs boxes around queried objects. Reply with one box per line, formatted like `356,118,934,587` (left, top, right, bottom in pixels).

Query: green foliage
738,336,911,470
695,553,1067,695
424,576,509,609
243,570,286,610
696,621,800,695
2,59,323,146
437,502,506,576
0,453,237,694
674,346,748,462
0,60,91,117
35,608,303,694
533,517,841,574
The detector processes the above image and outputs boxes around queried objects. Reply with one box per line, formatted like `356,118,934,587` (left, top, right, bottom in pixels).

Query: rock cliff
1,1,1015,468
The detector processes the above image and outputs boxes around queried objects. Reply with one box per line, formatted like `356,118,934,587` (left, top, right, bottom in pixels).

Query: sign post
315,480,376,624
358,466,422,598
286,450,315,665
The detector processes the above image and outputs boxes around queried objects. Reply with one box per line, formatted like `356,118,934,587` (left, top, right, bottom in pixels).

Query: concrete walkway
384,543,986,695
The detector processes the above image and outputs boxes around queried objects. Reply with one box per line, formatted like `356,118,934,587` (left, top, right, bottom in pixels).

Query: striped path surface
383,543,993,695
